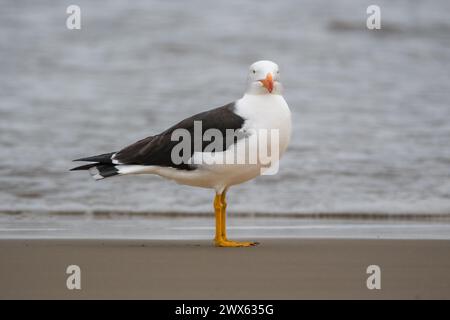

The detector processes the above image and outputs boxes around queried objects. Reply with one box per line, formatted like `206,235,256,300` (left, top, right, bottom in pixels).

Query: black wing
114,102,246,170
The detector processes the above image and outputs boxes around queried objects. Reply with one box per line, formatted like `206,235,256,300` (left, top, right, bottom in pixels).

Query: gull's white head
246,60,282,95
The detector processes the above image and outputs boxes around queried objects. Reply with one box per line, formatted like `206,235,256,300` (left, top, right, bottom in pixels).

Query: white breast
235,93,292,157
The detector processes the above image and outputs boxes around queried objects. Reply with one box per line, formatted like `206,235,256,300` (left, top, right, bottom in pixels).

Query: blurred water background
1,0,450,225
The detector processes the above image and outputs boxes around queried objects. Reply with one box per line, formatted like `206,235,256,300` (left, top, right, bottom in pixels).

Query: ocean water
1,0,450,216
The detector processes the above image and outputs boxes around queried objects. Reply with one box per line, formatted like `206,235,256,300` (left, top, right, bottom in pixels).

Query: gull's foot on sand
214,239,259,247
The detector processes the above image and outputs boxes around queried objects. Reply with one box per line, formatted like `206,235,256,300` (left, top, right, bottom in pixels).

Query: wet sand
0,239,449,299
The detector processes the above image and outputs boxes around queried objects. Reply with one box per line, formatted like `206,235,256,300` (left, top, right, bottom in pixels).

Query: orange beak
259,73,274,93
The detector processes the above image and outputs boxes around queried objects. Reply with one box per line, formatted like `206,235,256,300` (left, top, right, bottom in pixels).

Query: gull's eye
277,70,280,74
252,70,256,74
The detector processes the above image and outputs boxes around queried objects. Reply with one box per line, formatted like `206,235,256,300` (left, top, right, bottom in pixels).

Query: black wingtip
73,157,92,162
70,163,97,171
72,152,117,163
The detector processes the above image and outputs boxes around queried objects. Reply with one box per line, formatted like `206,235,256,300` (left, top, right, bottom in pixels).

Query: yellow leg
214,194,222,242
220,191,227,239
213,191,258,247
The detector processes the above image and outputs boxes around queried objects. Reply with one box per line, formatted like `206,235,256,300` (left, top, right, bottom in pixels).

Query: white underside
113,94,292,193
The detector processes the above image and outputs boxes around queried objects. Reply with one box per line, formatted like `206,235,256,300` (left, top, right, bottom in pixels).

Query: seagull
71,60,292,247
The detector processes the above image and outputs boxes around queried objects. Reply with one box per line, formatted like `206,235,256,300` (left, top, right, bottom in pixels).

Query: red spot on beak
259,73,274,93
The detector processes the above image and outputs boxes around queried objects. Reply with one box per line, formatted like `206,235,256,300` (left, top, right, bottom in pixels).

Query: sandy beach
1,238,449,299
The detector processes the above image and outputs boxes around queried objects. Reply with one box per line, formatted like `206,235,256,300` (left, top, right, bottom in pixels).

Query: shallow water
1,0,450,215
1,214,450,240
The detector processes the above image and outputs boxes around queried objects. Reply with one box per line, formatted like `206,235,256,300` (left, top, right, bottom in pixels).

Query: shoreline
1,238,449,299
2,209,450,220
1,215,450,240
